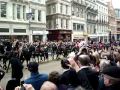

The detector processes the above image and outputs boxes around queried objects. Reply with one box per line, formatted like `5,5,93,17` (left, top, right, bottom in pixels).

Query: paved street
0,60,62,89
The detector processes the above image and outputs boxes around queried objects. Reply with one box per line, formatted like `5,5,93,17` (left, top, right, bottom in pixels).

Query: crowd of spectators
0,40,120,90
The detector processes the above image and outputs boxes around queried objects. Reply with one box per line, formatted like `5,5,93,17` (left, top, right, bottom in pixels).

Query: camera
61,58,70,69
20,81,26,90
61,52,79,69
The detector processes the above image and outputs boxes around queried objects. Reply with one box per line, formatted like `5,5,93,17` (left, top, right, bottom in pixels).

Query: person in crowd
48,71,60,87
15,84,35,90
68,54,99,90
40,81,58,90
6,51,23,90
114,51,120,67
59,59,79,89
22,45,31,66
0,69,5,90
98,59,112,90
51,43,57,60
24,62,48,90
43,44,49,61
75,86,86,90
101,66,120,90
0,69,5,81
99,59,111,72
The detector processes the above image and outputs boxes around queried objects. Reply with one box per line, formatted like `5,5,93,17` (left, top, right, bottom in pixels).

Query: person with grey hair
98,59,111,90
99,59,111,72
101,66,120,90
40,81,57,90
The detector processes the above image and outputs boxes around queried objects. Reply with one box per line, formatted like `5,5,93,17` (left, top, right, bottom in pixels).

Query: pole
28,0,33,43
109,31,111,47
84,6,89,43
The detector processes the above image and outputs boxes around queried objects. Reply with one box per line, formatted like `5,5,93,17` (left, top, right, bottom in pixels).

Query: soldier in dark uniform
43,44,49,61
3,41,12,70
0,42,5,67
29,44,35,62
39,44,44,61
22,45,31,66
51,43,57,60
56,43,63,59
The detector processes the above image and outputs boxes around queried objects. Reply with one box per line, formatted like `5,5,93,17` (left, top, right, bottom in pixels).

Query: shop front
32,30,48,42
72,32,86,41
47,30,72,41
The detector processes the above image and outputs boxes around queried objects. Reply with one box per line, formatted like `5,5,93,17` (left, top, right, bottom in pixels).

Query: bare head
40,81,57,90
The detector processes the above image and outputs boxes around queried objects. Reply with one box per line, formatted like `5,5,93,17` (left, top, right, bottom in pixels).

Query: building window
77,24,80,31
72,6,75,15
52,5,56,14
14,29,26,33
53,19,56,28
0,2,7,18
81,25,84,31
48,20,52,29
66,20,68,29
17,5,21,19
47,5,51,14
66,5,68,14
13,4,15,19
23,6,26,20
61,19,63,28
0,28,9,32
31,9,35,20
73,23,76,31
38,10,41,21
60,3,63,14
119,10,120,18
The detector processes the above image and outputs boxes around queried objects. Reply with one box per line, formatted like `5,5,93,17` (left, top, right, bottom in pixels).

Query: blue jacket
24,72,48,90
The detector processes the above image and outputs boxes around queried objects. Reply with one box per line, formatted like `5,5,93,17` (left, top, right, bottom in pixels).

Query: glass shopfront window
0,2,7,18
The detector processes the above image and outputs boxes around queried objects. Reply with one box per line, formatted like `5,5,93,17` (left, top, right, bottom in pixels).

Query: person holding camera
66,52,99,90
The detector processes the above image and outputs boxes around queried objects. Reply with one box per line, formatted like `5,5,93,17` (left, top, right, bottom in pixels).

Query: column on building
41,10,46,23
35,9,38,21
7,2,12,20
41,10,47,41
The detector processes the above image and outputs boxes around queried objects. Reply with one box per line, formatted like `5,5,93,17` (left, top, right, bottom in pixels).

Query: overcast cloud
112,0,120,8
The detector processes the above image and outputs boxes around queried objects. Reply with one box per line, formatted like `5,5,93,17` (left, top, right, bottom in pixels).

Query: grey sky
112,0,120,8
105,0,120,8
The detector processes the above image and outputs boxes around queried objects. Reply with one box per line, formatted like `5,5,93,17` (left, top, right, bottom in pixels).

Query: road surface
0,60,62,89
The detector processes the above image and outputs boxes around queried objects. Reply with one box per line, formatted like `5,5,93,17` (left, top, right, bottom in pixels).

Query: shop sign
59,31,71,34
33,31,49,35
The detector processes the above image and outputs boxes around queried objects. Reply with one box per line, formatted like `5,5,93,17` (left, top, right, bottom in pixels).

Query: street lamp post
109,31,112,47
26,0,33,43
108,29,112,47
84,5,90,43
